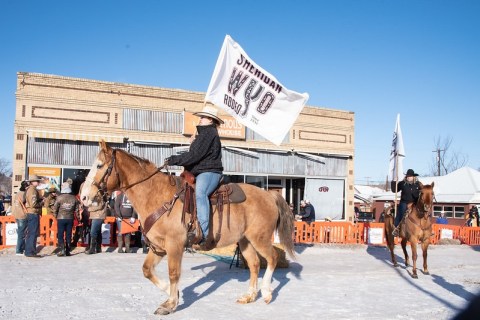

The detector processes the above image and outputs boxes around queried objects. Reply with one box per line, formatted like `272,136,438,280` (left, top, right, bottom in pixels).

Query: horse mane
116,148,158,172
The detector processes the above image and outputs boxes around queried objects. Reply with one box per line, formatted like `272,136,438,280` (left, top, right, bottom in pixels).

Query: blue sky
1,0,479,184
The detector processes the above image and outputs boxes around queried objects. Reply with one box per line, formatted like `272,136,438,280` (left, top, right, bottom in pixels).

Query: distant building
12,72,356,221
368,167,480,226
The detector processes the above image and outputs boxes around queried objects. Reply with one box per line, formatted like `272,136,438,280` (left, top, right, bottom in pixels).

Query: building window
246,175,267,189
434,205,465,219
223,175,244,183
15,175,23,182
443,206,453,218
16,153,23,160
22,105,26,117
433,206,442,217
454,206,465,219
115,113,118,124
17,134,25,140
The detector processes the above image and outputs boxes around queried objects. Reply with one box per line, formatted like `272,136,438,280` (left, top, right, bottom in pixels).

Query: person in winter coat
80,182,108,255
12,181,29,255
297,200,316,223
53,182,80,256
24,175,44,258
390,168,421,236
114,192,137,253
165,105,224,250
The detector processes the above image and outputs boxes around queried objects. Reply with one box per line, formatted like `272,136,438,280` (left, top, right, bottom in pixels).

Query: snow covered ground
1,244,479,320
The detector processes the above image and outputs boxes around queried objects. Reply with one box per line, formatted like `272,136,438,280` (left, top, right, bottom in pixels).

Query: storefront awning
26,129,125,143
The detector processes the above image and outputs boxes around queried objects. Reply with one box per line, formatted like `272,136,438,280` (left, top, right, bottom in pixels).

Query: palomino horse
80,141,295,315
384,182,435,278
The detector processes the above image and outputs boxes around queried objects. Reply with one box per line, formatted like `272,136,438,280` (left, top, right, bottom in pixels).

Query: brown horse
80,141,295,315
384,182,435,278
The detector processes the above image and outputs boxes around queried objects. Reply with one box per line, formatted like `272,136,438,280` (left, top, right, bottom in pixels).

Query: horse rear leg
236,238,260,304
245,237,278,304
385,224,398,267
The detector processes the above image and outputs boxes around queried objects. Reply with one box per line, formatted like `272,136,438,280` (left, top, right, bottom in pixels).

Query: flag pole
394,152,399,218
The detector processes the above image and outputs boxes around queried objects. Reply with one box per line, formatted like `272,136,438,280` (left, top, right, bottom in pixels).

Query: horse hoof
154,307,173,315
236,294,256,304
424,271,430,275
393,263,399,267
412,274,418,279
264,294,272,304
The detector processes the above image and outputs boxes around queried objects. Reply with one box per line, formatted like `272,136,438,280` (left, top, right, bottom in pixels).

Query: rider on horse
165,105,224,250
391,168,421,237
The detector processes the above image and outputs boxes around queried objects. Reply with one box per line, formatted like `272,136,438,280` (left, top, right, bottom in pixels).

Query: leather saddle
175,171,246,248
175,171,246,208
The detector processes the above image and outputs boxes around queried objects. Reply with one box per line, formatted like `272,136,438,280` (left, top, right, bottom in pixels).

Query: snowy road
1,244,479,320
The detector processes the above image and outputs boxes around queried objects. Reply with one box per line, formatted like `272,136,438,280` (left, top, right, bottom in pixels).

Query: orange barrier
294,221,362,244
294,221,480,246
2,216,480,249
0,215,120,249
460,227,480,245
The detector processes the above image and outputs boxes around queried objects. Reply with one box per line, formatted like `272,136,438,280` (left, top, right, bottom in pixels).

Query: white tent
369,167,480,204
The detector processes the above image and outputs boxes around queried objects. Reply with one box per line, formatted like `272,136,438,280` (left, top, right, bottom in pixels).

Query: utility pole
432,149,445,176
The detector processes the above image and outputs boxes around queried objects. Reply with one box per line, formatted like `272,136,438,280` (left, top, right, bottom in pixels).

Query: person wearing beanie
53,182,79,256
114,192,138,253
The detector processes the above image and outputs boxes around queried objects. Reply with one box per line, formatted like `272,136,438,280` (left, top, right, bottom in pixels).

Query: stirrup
392,227,399,237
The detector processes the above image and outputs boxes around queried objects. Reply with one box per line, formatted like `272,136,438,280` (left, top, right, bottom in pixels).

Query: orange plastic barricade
0,216,16,249
460,226,480,245
362,222,387,245
294,221,361,244
120,219,140,234
431,224,462,244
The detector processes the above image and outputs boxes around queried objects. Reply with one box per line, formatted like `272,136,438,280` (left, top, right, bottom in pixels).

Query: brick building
13,72,356,221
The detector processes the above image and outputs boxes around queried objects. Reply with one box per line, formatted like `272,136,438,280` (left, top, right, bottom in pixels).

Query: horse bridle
91,148,167,200
415,188,434,217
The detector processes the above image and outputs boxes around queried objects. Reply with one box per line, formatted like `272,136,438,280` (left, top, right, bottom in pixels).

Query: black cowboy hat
405,169,419,177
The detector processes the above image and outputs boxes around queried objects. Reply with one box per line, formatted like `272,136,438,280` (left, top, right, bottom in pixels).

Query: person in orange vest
114,192,137,253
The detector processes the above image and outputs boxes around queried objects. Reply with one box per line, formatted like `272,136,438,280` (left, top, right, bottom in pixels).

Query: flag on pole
388,114,405,182
205,35,309,146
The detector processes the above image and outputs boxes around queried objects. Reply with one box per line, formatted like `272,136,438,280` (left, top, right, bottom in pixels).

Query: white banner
205,35,309,146
368,227,384,245
388,114,405,181
6,223,18,246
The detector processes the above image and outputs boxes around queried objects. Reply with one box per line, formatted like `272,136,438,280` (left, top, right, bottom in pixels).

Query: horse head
417,181,435,215
81,140,121,207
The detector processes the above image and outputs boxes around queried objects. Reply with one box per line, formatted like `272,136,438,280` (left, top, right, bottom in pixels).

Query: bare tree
429,136,468,176
0,158,12,195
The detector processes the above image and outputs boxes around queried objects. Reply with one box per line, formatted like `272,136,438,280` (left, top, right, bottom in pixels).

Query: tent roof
362,167,480,204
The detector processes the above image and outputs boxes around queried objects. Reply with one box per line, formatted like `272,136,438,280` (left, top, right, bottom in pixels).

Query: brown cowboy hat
405,169,419,177
27,174,42,182
193,105,224,124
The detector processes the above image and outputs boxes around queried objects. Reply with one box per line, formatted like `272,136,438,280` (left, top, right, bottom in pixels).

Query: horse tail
271,191,296,259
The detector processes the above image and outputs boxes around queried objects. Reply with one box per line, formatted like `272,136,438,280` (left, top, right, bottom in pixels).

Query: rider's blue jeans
394,202,407,227
195,172,222,240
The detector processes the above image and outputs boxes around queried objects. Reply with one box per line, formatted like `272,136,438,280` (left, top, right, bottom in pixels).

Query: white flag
205,35,309,146
388,114,405,181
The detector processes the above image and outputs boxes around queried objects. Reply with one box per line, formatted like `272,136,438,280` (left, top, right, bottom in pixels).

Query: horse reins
408,190,433,231
90,147,185,254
